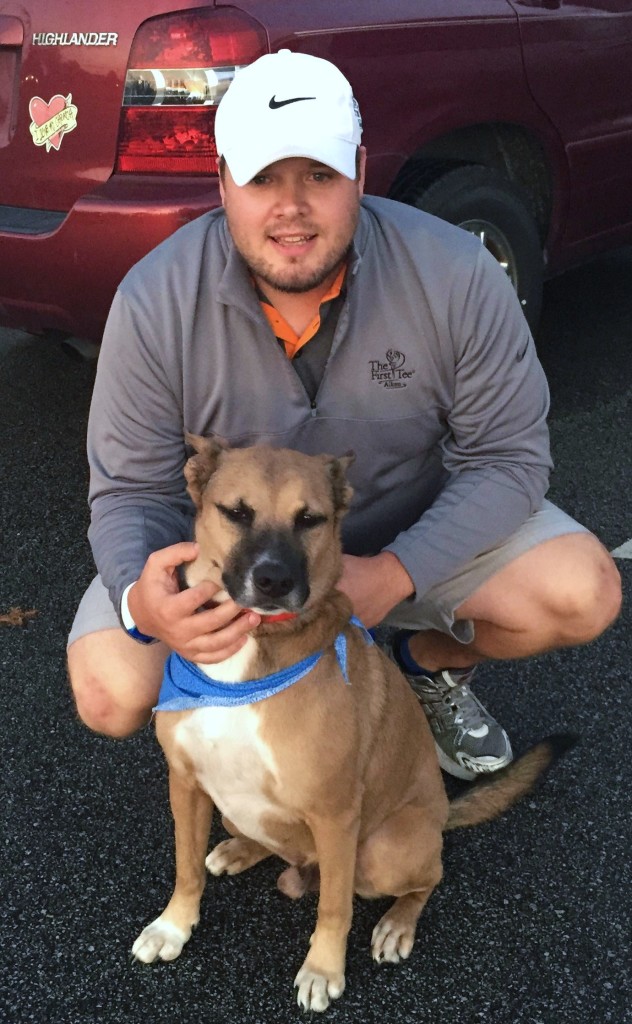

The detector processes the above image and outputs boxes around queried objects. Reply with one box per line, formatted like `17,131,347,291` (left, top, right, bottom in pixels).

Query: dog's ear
325,451,355,514
184,433,227,510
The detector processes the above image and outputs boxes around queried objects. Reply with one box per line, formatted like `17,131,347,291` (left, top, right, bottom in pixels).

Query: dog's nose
253,561,296,599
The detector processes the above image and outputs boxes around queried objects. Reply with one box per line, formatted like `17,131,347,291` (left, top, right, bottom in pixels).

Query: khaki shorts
67,500,589,649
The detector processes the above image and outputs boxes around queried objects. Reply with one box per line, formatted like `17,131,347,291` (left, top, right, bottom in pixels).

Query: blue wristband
125,623,157,645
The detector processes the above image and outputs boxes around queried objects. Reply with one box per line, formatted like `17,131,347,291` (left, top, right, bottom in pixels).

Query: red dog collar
258,612,299,624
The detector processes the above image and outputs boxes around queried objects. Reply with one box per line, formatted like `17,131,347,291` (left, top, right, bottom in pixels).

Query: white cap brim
223,137,358,187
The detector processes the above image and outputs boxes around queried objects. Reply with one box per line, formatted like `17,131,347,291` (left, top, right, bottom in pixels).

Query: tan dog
132,438,571,1011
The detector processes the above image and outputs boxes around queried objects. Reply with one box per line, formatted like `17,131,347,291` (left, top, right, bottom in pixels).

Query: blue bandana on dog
154,617,373,712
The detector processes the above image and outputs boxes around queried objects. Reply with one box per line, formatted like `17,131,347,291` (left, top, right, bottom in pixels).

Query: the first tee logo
369,349,416,389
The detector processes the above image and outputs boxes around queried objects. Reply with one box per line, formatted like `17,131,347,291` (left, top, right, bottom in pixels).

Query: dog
132,437,572,1011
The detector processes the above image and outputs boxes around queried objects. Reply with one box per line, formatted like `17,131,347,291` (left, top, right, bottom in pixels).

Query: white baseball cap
215,49,363,186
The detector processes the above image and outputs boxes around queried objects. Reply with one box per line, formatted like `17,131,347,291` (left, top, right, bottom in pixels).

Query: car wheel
409,165,544,333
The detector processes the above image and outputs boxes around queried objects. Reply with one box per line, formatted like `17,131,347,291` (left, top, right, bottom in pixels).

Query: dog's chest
172,640,292,847
175,705,286,846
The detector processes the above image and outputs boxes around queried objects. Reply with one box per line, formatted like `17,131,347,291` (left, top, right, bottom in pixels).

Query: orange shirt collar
259,264,346,359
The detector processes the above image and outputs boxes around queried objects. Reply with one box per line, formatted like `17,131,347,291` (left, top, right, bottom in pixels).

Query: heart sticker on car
29,93,78,152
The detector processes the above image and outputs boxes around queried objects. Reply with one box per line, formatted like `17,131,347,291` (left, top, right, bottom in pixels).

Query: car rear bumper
0,174,222,341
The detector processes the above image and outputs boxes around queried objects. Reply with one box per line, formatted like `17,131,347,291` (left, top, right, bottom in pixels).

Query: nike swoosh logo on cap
269,95,316,109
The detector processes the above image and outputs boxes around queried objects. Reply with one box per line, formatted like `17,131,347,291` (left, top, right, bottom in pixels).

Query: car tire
408,164,544,333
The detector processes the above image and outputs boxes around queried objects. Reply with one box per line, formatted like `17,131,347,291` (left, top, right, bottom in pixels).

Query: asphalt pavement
0,250,630,1024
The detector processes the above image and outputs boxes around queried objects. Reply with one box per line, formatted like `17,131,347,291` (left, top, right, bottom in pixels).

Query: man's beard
224,200,360,295
246,243,352,294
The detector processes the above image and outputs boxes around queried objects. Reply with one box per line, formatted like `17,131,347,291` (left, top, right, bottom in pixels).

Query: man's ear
184,433,227,510
357,145,367,197
324,451,355,515
218,157,227,205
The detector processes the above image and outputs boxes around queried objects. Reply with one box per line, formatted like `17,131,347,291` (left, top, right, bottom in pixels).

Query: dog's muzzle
222,530,310,612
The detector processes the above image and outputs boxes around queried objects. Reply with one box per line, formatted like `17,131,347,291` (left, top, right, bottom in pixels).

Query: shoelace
416,672,487,733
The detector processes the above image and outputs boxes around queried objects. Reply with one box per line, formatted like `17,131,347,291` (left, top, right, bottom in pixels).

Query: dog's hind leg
370,889,437,964
205,814,273,876
356,801,444,965
132,770,213,964
206,835,272,876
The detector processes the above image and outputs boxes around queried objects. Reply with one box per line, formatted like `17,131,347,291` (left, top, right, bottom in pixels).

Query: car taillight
116,7,267,175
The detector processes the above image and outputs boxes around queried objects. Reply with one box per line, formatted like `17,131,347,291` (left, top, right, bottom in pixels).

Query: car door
0,3,216,218
0,8,131,215
509,0,632,256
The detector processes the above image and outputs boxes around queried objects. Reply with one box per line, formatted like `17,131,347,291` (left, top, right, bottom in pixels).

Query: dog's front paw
371,916,415,964
294,962,345,1012
132,917,190,963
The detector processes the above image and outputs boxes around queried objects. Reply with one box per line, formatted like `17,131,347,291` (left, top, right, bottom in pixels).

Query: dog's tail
444,734,577,832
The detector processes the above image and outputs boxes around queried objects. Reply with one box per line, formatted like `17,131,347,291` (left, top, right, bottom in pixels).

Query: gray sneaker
409,666,513,780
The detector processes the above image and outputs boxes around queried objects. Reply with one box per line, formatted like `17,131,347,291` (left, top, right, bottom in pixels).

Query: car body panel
0,2,212,210
1,0,632,339
0,176,222,339
509,0,632,254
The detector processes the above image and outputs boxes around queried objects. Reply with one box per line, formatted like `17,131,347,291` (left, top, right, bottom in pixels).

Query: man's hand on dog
337,552,414,628
127,542,260,663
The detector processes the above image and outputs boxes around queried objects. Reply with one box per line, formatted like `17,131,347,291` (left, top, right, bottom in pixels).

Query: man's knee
69,667,150,739
459,532,622,652
546,536,622,644
67,630,166,739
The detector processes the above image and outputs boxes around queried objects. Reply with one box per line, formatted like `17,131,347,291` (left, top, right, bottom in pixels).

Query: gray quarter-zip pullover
87,195,552,616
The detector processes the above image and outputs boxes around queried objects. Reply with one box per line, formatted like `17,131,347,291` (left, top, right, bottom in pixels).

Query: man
68,50,621,779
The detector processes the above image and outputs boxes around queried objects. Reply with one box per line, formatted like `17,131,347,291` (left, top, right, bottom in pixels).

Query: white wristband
120,581,156,644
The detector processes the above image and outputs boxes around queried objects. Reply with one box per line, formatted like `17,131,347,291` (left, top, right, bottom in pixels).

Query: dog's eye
294,509,327,531
216,501,255,527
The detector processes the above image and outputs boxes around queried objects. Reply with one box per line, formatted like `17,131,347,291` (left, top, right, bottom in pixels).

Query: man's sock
393,631,430,676
393,631,476,680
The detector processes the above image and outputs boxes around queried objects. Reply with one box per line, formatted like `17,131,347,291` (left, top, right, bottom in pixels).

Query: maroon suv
2,1,632,340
